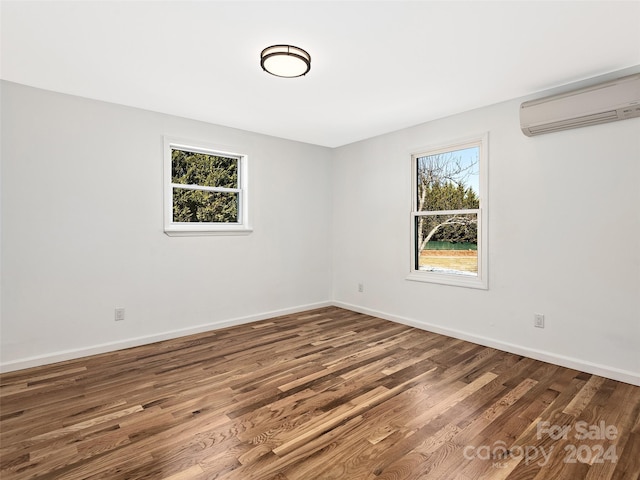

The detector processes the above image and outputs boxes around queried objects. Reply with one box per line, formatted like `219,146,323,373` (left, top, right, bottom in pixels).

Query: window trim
406,133,488,289
163,136,252,236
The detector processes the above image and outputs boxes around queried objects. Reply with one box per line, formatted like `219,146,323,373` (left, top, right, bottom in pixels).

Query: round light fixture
260,45,311,78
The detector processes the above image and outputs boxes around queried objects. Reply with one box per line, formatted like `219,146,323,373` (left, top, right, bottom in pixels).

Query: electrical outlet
358,283,364,293
115,308,125,321
534,313,544,328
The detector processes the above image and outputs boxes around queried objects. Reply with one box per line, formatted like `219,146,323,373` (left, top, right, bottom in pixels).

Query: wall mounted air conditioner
520,73,640,136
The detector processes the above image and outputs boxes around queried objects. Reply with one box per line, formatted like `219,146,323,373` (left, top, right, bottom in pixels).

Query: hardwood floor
1,306,639,479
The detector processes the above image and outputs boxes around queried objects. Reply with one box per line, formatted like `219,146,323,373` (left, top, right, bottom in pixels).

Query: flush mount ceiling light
260,45,311,78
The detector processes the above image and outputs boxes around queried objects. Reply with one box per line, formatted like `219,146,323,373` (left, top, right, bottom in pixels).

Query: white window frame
407,133,488,289
163,136,251,236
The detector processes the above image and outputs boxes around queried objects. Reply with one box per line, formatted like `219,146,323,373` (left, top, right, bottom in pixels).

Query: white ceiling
2,1,639,147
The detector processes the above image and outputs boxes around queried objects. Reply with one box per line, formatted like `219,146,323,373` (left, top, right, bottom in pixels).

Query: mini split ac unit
520,73,640,136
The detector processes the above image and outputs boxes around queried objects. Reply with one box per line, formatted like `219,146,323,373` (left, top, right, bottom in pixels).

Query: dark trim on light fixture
260,44,311,78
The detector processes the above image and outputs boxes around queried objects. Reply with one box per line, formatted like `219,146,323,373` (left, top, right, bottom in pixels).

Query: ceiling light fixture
260,45,311,78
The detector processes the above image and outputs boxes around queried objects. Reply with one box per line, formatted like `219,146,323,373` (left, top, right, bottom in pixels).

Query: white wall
3,78,639,386
332,96,640,385
1,81,333,370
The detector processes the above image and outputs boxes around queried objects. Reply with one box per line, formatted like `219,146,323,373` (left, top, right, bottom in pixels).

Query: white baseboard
4,300,638,387
0,301,332,373
333,301,640,387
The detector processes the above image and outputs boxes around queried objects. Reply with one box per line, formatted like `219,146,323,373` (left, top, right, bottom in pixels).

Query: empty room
1,1,639,479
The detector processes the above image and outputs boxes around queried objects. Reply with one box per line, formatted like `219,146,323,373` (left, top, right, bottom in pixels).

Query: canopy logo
463,421,619,468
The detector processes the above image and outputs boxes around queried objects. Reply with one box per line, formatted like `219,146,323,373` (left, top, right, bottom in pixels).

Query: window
408,134,488,288
163,137,251,236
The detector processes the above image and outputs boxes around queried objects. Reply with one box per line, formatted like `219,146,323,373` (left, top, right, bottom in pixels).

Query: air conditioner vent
520,73,640,136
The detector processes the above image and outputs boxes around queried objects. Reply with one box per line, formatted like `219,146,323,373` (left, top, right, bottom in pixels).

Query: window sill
164,225,253,237
406,271,488,290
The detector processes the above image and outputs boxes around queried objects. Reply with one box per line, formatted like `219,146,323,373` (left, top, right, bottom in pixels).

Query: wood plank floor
1,306,639,479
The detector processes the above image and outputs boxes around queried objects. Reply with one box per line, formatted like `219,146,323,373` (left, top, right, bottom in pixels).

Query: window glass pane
415,213,478,275
416,146,479,211
173,188,238,223
171,149,238,188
